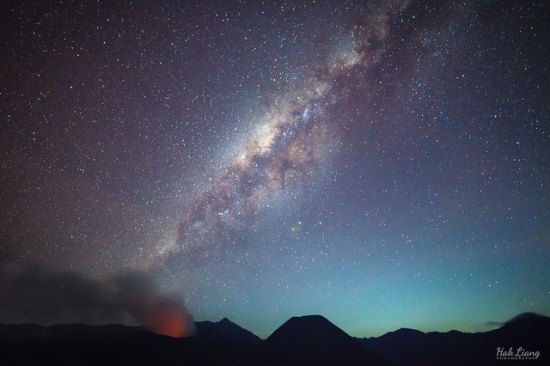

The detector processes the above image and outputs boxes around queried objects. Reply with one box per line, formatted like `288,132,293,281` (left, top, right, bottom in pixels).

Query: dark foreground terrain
1,313,548,365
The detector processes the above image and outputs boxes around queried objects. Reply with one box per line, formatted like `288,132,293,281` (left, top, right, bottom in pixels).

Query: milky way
159,2,406,267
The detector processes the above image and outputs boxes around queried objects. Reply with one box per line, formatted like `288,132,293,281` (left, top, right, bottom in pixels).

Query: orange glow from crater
141,297,195,338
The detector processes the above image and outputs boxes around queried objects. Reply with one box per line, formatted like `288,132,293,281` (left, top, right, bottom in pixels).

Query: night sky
1,1,549,339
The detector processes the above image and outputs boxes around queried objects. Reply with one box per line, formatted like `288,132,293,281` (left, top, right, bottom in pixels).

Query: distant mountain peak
284,314,333,327
394,327,425,334
194,317,261,345
275,314,336,327
264,314,391,365
292,314,327,320
266,314,349,343
505,312,548,325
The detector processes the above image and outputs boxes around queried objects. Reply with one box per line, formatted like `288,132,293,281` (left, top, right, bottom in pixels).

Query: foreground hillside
1,313,548,365
359,312,549,365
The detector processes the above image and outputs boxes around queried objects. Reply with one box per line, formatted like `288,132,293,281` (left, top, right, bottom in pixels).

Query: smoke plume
0,264,195,337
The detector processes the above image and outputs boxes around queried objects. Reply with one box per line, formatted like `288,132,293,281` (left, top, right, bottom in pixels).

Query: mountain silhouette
1,313,548,365
262,315,392,365
504,311,548,326
0,323,212,365
193,317,262,364
194,317,261,346
360,312,550,365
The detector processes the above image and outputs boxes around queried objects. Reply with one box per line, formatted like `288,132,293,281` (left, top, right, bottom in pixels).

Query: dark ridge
505,312,547,325
362,313,550,366
266,315,352,344
262,315,392,365
0,323,211,366
1,313,548,366
194,317,262,345
0,323,144,344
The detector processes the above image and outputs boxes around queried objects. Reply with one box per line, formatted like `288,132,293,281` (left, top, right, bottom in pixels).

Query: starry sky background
1,0,549,338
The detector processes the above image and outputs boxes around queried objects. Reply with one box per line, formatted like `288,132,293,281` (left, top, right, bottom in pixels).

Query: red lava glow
143,297,195,338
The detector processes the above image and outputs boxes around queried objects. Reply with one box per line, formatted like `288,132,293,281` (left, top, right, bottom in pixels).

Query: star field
1,1,549,338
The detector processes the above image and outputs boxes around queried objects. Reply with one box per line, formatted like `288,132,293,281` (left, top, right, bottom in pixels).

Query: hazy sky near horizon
1,0,549,338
